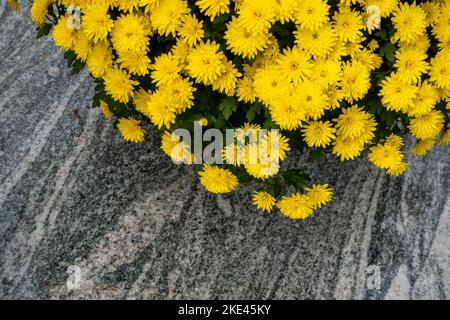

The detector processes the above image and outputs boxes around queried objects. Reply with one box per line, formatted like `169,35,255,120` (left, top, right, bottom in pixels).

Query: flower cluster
11,0,450,220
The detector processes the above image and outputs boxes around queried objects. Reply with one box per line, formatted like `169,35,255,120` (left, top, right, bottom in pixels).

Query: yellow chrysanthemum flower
341,40,364,57
252,191,276,212
117,118,145,143
387,161,408,176
225,18,269,59
380,73,418,112
186,41,226,84
433,6,450,46
238,0,276,34
333,7,364,43
73,29,91,62
340,61,371,103
322,84,344,109
295,0,329,32
31,0,51,26
171,40,191,64
276,46,313,85
117,51,151,76
198,165,238,194
394,48,429,84
438,129,450,146
368,39,379,52
253,65,289,105
212,60,242,96
421,1,441,26
7,0,20,12
161,131,194,164
52,16,78,51
259,130,291,161
310,58,341,87
375,136,409,175
274,0,298,23
145,90,178,128
407,81,439,117
198,118,208,126
86,41,113,78
429,49,450,89
332,136,365,161
352,48,382,71
408,110,445,140
411,138,435,156
244,157,280,180
100,101,113,121
223,143,246,166
385,134,404,149
277,193,314,220
150,53,182,86
161,77,196,113
298,80,329,120
302,121,336,148
392,2,427,44
366,0,398,18
368,143,404,170
116,0,140,12
234,123,262,142
236,76,257,103
295,24,337,59
151,0,190,36
103,68,138,103
140,0,160,13
82,2,114,43
111,14,151,54
326,40,346,61
267,94,304,130
133,88,153,116
196,0,230,21
178,14,204,47
334,105,376,143
398,34,430,54
305,184,333,209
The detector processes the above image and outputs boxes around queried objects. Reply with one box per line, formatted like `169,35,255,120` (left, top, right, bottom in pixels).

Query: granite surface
0,3,449,300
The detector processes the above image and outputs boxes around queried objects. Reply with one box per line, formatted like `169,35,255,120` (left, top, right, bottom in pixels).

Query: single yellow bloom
7,0,20,12
100,101,113,121
198,165,238,194
252,191,276,212
117,118,145,143
277,193,314,220
305,184,333,209
439,129,450,146
411,139,435,156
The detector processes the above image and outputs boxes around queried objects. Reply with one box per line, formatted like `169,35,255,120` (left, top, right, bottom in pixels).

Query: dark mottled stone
0,3,449,300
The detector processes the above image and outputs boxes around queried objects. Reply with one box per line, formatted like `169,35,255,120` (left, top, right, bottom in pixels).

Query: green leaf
308,149,322,162
219,97,238,120
281,169,311,192
245,102,264,123
231,167,253,184
70,59,86,75
380,43,396,63
195,87,215,113
265,177,283,198
263,118,277,130
374,29,387,40
246,106,257,123
91,82,105,108
206,114,216,126
36,23,52,38
215,117,226,129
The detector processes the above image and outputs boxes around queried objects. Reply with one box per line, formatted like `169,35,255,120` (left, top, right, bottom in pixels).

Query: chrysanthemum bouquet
9,0,450,219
